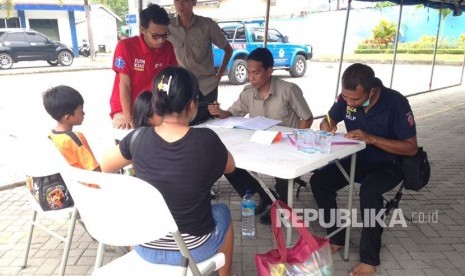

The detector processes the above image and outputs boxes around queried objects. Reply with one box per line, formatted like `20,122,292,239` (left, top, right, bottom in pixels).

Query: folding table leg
21,210,37,269
343,153,357,261
286,178,294,245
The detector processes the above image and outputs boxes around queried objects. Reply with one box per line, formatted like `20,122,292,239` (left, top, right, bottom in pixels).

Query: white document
207,116,281,131
250,130,282,145
332,133,361,144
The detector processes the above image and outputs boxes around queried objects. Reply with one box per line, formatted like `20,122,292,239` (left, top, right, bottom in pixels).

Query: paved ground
1,59,465,275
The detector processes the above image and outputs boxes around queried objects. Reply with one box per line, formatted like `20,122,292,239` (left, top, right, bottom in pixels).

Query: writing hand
320,120,337,134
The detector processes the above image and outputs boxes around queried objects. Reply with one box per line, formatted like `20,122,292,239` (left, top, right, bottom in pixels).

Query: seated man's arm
298,116,313,129
287,83,313,129
345,130,418,157
209,89,250,119
320,116,337,133
208,103,233,119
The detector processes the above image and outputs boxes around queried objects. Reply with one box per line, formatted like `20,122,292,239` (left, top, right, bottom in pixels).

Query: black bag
401,147,431,191
26,173,74,211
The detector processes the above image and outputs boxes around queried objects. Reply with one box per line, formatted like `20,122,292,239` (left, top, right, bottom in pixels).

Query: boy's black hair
152,66,199,116
140,4,170,29
247,47,274,69
43,85,84,121
133,91,153,128
342,63,383,92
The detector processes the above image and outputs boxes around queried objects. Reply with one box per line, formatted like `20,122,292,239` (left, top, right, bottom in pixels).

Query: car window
268,30,284,43
222,27,235,39
252,29,265,42
26,32,48,43
4,32,27,42
235,27,246,40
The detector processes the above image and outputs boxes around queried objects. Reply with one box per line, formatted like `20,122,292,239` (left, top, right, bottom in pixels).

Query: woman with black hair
102,66,234,276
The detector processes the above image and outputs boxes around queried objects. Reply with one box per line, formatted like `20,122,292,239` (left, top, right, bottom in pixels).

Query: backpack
26,173,74,211
401,147,431,191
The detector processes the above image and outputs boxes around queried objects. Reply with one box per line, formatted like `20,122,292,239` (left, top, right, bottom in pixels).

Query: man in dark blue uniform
310,63,418,276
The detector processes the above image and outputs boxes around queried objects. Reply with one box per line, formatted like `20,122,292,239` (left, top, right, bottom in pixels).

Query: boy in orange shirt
43,85,100,171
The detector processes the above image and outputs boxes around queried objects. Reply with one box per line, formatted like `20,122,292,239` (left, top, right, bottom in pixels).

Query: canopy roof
356,0,464,15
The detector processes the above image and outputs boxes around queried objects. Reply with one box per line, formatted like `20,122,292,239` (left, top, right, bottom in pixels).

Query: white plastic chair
21,137,78,276
61,166,225,276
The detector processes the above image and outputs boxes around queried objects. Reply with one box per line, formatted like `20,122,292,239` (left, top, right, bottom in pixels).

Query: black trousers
189,88,218,126
224,168,289,204
310,158,403,266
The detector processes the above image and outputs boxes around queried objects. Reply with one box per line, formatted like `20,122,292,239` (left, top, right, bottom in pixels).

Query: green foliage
356,33,465,55
374,1,397,9
371,19,397,48
459,34,465,46
354,48,465,54
1,0,15,18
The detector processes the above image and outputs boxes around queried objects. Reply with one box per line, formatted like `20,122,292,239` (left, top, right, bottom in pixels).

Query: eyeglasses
146,30,170,40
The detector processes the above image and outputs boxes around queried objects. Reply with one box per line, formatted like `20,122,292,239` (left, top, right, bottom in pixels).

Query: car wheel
58,51,74,66
289,55,307,78
228,59,248,85
47,60,59,66
0,53,13,69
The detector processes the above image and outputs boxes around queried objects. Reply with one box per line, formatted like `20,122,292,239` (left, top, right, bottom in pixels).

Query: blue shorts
135,203,231,265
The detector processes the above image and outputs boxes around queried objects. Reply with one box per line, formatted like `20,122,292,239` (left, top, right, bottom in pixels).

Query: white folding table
206,126,365,260
112,126,366,260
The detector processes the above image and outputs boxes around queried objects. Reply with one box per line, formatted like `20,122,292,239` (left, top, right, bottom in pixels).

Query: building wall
92,8,119,52
23,10,74,46
2,1,120,55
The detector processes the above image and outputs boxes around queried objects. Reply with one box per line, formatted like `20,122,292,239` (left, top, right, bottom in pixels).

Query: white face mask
362,89,374,107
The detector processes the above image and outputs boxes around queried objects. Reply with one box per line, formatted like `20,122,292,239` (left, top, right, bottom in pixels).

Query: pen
326,113,332,128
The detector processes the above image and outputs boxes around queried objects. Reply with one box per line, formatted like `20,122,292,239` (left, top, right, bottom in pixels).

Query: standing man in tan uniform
168,0,233,125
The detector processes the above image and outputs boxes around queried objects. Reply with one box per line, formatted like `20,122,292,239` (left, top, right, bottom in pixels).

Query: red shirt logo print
134,58,145,71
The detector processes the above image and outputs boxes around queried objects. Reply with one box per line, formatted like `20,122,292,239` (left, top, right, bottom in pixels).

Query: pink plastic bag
255,200,335,276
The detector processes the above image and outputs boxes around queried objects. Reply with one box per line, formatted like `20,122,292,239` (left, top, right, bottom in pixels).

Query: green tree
439,8,452,40
372,19,397,48
374,1,397,9
1,0,15,18
92,0,128,29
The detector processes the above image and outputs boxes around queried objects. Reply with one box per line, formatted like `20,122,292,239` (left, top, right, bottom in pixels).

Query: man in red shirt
110,4,177,129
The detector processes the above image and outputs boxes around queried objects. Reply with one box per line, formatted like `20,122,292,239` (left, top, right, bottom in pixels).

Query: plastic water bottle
241,190,256,238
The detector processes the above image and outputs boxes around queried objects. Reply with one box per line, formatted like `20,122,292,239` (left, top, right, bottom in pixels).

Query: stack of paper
331,133,360,145
207,116,281,131
250,131,282,145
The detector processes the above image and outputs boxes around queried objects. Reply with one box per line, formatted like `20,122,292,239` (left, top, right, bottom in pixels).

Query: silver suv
0,28,74,69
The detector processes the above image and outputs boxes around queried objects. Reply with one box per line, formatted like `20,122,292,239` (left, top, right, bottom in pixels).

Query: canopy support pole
335,0,352,98
460,51,465,84
429,5,442,91
264,0,271,48
390,1,404,88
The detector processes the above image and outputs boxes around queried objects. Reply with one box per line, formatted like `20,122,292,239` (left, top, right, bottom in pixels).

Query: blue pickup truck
213,20,313,85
